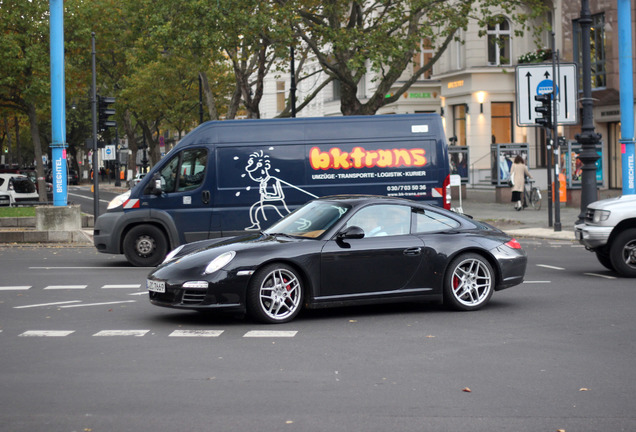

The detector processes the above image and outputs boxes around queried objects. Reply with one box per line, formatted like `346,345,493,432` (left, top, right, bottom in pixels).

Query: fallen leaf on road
462,387,471,392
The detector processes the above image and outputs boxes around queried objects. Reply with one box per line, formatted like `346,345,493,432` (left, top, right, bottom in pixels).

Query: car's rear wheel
444,253,494,311
609,228,636,278
247,263,303,324
123,224,168,267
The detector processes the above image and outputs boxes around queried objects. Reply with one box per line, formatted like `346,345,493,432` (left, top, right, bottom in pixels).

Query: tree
282,0,549,115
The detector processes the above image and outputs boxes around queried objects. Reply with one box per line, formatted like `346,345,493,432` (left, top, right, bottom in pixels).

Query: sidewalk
453,189,579,241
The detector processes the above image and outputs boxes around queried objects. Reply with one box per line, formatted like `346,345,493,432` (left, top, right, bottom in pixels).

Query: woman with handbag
509,155,532,211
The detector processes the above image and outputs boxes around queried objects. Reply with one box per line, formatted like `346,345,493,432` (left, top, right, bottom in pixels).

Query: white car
129,173,146,188
575,194,636,277
0,174,39,205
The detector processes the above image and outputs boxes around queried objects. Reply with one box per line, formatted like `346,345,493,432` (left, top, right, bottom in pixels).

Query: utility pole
575,0,601,223
91,32,100,219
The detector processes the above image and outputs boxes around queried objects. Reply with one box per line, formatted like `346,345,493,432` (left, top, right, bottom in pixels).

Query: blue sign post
49,0,68,206
619,0,636,195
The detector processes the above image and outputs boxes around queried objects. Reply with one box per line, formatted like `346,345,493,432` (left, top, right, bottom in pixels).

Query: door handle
403,247,422,256
202,190,210,205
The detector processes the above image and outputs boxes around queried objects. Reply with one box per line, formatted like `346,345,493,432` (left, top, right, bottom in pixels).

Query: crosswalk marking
243,330,298,338
19,330,75,337
14,300,82,309
0,286,31,291
44,285,87,290
169,330,224,337
93,330,150,337
59,300,136,308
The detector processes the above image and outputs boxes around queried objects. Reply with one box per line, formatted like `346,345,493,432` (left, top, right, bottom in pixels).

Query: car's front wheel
609,228,636,278
444,253,494,311
595,248,614,271
123,224,168,267
247,263,303,324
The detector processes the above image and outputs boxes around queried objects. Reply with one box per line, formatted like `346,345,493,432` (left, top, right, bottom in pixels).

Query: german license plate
147,279,165,293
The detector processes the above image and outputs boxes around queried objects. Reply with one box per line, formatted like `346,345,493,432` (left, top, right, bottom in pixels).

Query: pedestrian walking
509,155,531,211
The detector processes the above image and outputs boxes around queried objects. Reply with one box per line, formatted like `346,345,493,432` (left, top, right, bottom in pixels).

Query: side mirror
152,173,163,195
337,225,365,240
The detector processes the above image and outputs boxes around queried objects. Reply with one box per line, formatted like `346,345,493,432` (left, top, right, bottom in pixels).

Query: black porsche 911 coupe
147,195,527,323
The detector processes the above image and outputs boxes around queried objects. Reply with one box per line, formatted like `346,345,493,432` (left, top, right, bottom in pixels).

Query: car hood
150,233,305,278
588,194,636,212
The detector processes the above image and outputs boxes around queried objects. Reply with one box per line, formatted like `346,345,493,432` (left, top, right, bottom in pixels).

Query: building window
276,81,286,113
487,18,511,66
413,39,434,79
491,102,513,144
453,104,467,146
573,13,606,88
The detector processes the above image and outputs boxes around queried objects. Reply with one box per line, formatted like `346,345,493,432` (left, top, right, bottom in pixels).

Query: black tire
530,188,542,210
609,228,636,278
444,253,494,311
595,249,614,271
123,224,168,267
247,263,303,324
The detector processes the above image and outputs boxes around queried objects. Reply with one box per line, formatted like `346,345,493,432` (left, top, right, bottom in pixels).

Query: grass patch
0,207,36,218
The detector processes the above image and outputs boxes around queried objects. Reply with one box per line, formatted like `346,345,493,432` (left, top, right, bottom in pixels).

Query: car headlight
162,245,185,264
107,191,131,210
592,209,610,223
204,251,236,275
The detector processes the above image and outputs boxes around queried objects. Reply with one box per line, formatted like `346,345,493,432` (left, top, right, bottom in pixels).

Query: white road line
67,192,110,204
102,284,142,289
59,300,136,308
44,285,87,290
169,330,224,337
243,330,298,338
93,330,149,337
14,300,82,309
19,330,75,337
0,286,31,291
522,281,551,284
537,264,565,270
584,273,617,280
128,292,148,296
30,267,149,270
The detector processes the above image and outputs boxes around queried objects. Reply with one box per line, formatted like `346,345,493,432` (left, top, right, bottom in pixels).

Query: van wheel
123,225,168,267
594,248,614,271
609,229,636,278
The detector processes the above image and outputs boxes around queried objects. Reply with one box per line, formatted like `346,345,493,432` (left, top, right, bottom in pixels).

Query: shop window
453,104,467,146
491,102,513,144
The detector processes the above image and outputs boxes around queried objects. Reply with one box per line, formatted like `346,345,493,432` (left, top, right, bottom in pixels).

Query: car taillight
505,238,522,249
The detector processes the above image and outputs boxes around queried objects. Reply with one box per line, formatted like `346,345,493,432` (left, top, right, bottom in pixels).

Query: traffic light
534,94,552,129
98,95,117,130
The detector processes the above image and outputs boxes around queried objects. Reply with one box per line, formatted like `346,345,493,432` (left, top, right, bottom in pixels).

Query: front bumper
574,223,613,249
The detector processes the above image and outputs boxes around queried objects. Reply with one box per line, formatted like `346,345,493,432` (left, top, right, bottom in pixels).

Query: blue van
94,114,451,266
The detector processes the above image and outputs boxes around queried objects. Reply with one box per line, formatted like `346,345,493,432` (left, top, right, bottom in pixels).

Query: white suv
574,195,636,277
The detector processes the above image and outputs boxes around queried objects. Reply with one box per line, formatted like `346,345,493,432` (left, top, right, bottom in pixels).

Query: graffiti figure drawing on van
243,150,317,230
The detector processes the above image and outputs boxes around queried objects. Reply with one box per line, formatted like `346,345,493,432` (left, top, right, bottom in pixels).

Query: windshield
265,201,350,238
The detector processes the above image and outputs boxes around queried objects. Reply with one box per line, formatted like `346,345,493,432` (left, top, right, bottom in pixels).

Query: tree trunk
27,103,47,202
199,71,218,121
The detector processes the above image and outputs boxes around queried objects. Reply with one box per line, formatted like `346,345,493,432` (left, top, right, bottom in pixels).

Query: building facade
260,0,635,192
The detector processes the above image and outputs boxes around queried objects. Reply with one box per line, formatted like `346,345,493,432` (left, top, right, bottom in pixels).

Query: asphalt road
66,184,121,216
1,240,635,432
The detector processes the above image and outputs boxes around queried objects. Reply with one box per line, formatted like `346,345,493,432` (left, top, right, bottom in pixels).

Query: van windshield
265,201,350,239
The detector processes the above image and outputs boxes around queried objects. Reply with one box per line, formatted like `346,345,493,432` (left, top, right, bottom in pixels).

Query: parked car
68,169,80,185
574,194,636,277
129,173,146,188
0,174,39,205
146,195,527,323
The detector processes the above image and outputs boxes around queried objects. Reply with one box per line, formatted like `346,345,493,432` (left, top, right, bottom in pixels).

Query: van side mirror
337,225,365,240
152,173,163,195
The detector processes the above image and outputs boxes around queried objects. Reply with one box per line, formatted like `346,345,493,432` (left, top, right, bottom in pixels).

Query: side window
414,209,460,233
177,149,207,192
346,205,411,237
157,153,181,193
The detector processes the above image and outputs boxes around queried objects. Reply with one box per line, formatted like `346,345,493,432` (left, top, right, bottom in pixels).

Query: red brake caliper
453,276,459,291
284,277,291,291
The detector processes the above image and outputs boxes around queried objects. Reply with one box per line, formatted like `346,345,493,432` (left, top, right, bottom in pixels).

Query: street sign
102,145,116,161
516,63,578,126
